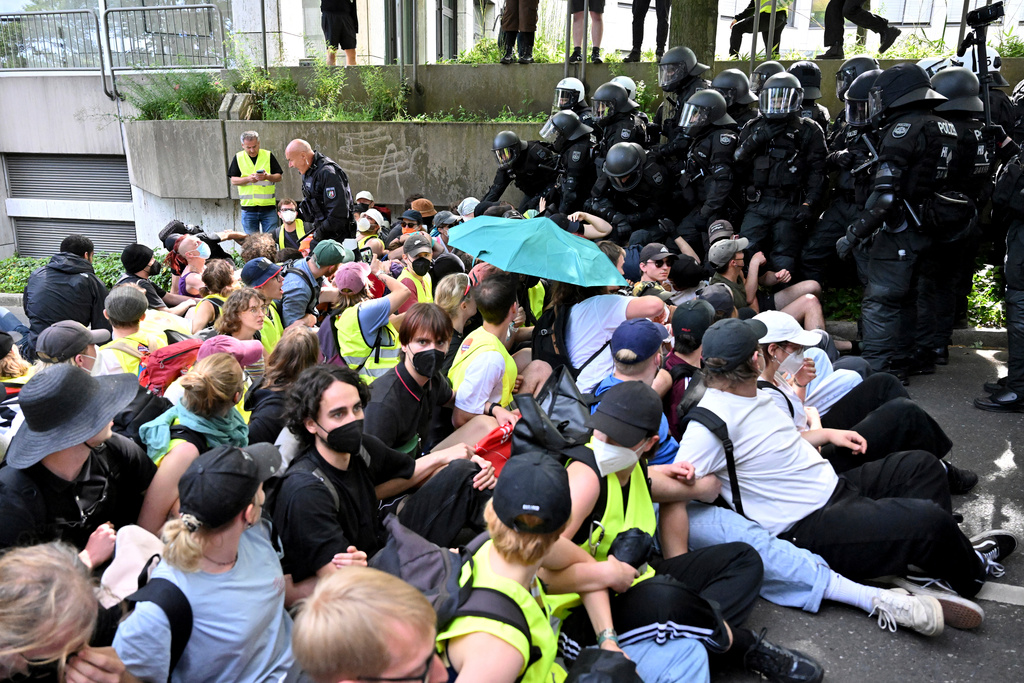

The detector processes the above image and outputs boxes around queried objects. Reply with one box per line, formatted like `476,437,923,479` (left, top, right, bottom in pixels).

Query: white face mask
356,217,371,233
776,348,805,378
591,438,641,477
281,210,297,223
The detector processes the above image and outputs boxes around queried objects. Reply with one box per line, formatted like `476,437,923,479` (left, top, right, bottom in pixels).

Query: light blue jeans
0,306,29,335
620,638,710,683
685,502,830,613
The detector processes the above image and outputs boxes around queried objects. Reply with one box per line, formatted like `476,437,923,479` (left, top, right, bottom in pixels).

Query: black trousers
729,11,787,57
392,459,491,548
819,373,952,472
631,0,670,52
1005,219,1024,392
803,196,861,288
861,229,929,371
781,451,985,597
823,0,888,47
740,196,805,277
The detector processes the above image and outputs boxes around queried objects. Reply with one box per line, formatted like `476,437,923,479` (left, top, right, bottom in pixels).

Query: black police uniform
799,101,831,134
729,105,758,129
482,140,560,211
735,115,828,276
989,88,1016,137
585,157,674,246
555,135,598,215
299,151,355,243
656,78,713,166
596,112,649,167
676,125,741,254
574,103,600,134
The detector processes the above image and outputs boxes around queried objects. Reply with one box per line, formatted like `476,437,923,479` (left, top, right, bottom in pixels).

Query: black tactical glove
793,203,812,223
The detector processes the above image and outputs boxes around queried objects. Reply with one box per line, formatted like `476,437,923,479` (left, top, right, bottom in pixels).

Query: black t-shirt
116,273,167,310
271,434,415,581
0,433,157,551
364,362,454,452
227,151,283,178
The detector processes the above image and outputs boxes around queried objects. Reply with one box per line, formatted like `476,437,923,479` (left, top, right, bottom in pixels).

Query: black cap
668,255,705,290
178,444,283,530
585,381,662,447
672,299,715,344
401,209,423,224
701,318,768,371
0,331,12,359
36,321,110,363
493,452,572,534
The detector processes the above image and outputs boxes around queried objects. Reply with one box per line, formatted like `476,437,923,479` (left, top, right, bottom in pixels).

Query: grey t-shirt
113,521,294,683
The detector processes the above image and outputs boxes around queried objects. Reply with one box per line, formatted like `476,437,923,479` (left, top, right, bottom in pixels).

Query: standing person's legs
589,10,603,50
630,0,652,54
654,0,670,55
729,17,755,57
822,0,845,48
572,10,584,49
861,233,916,372
321,12,339,66
259,208,280,234
841,0,889,34
241,209,260,235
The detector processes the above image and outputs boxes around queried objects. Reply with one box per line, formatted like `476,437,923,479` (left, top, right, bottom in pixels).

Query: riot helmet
932,67,984,113
659,47,709,93
750,61,785,96
953,47,1010,88
540,110,593,150
788,61,823,100
917,57,952,80
679,90,735,136
593,82,639,122
611,75,638,101
836,55,880,101
844,69,882,127
492,130,527,169
553,77,587,113
604,143,646,192
711,68,757,107
868,63,945,124
1013,77,1024,106
758,73,804,120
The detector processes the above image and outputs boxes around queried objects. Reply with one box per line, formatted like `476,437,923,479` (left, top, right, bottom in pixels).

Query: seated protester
93,285,168,377
395,233,436,314
292,567,448,683
665,300,716,439
240,233,278,264
698,282,739,321
270,365,494,587
430,253,467,298
0,366,154,568
678,317,1015,626
281,239,351,328
191,259,237,335
164,232,208,298
0,330,33,396
114,444,297,682
366,303,498,456
240,257,286,356
246,327,320,446
756,312,969,485
555,381,824,682
668,254,707,305
447,275,521,428
136,353,249,534
355,208,387,258
385,208,426,253
274,197,308,252
709,238,825,331
592,319,679,465
116,243,196,317
162,336,263,421
33,320,108,375
434,272,477,376
631,243,676,302
276,247,302,264
214,288,270,383
547,280,666,392
330,258,410,385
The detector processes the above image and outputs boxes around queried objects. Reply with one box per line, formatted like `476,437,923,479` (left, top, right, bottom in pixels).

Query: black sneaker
933,346,949,365
655,49,665,62
944,462,978,495
623,49,641,63
568,47,582,63
971,530,1018,577
879,25,902,53
745,629,824,683
591,47,602,64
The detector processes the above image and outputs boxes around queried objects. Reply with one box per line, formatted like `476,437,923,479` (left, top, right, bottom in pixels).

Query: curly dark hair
286,365,371,450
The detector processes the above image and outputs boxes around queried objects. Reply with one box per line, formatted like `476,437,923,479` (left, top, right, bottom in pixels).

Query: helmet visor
836,69,855,101
593,99,614,121
554,88,578,112
659,63,685,89
540,118,559,144
494,147,517,168
846,99,871,126
679,102,711,134
750,71,770,95
759,87,801,117
712,86,736,107
868,87,885,121
609,170,642,192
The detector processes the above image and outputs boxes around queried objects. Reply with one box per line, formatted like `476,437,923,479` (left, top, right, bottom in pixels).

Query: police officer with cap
584,142,673,246
541,110,598,215
788,61,831,133
483,131,560,212
284,139,355,244
711,68,759,129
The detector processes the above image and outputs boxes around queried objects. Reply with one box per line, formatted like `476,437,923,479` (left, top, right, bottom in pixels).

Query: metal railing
0,10,103,71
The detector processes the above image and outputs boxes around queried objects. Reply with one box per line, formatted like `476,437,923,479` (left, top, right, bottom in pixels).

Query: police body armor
740,117,827,203
485,140,560,202
555,135,598,215
597,113,649,166
829,126,879,208
585,159,672,239
681,125,740,217
799,102,831,134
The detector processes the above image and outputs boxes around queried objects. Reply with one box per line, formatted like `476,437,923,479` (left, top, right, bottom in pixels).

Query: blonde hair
292,567,436,683
0,344,31,379
180,353,243,416
484,500,565,566
434,272,472,319
0,543,97,676
160,491,258,572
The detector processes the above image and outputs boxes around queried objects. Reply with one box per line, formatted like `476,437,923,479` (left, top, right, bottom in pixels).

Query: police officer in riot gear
1012,78,1024,143
541,110,598,215
734,72,827,277
655,47,711,148
482,131,560,212
711,68,759,128
674,90,741,255
553,77,598,129
750,60,785,97
835,63,959,381
788,61,831,133
592,82,648,169
953,47,1016,135
584,142,674,246
804,69,882,289
829,55,880,147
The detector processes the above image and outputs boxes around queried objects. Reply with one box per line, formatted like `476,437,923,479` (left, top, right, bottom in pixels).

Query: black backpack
532,304,609,379
667,363,707,427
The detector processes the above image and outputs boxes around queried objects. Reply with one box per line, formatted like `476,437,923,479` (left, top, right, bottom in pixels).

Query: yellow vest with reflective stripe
236,149,276,207
528,282,546,322
100,331,167,375
398,268,433,304
437,541,564,683
335,304,401,384
277,220,306,250
447,327,516,408
259,301,284,355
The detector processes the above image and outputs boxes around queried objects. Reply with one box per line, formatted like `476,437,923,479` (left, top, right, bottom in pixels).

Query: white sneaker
870,588,943,637
887,576,985,629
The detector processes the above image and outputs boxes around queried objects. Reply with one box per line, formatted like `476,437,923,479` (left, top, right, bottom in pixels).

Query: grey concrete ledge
0,293,22,307
826,320,1007,349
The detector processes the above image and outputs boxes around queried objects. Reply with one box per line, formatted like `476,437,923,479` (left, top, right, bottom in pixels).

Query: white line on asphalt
975,582,1024,606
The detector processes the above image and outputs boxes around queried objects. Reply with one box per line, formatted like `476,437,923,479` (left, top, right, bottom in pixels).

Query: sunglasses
402,221,420,228
648,259,670,268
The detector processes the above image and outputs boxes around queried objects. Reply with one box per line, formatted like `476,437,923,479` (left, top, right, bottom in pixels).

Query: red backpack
108,338,202,396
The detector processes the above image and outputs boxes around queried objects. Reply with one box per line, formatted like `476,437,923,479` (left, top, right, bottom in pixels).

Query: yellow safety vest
447,327,516,409
259,300,285,356
100,331,167,376
277,220,306,250
357,233,381,249
437,541,565,683
236,149,276,207
528,282,546,322
335,304,401,384
398,268,433,304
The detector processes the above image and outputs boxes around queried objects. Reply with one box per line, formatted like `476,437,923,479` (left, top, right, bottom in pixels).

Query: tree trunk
668,0,718,66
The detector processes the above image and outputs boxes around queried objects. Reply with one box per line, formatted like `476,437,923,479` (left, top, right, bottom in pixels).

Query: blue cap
610,318,665,364
240,257,284,288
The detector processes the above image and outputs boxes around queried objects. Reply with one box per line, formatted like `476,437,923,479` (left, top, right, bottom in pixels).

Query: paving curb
0,293,22,307
825,320,1007,349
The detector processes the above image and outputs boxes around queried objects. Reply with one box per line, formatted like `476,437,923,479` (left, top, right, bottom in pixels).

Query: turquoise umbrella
447,216,626,287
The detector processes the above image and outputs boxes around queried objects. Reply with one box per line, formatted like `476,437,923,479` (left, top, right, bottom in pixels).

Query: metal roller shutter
14,217,136,258
6,154,132,202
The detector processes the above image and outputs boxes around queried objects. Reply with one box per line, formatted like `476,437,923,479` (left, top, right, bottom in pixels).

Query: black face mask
147,261,163,277
412,257,432,277
411,348,445,377
318,419,363,454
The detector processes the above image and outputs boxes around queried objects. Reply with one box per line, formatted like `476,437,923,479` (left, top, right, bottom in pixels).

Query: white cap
361,208,385,232
356,191,374,202
458,197,480,217
754,310,823,347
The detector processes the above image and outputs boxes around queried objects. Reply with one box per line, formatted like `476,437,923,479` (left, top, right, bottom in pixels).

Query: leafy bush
608,63,661,117
968,264,1004,329
822,287,862,322
0,252,171,294
0,257,46,294
360,67,408,121
997,29,1024,59
121,71,227,120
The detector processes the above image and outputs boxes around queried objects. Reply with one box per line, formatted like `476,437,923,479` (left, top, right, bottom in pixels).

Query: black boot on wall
500,31,518,64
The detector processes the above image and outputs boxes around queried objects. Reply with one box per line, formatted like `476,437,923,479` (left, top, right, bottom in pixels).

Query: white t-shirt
567,295,631,392
676,387,838,536
454,350,507,413
761,377,808,431
93,348,128,378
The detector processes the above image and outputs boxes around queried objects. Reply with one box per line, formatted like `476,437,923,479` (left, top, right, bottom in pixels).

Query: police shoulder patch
571,150,582,162
621,128,631,139
652,172,664,184
326,187,336,199
720,133,734,145
891,122,912,139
